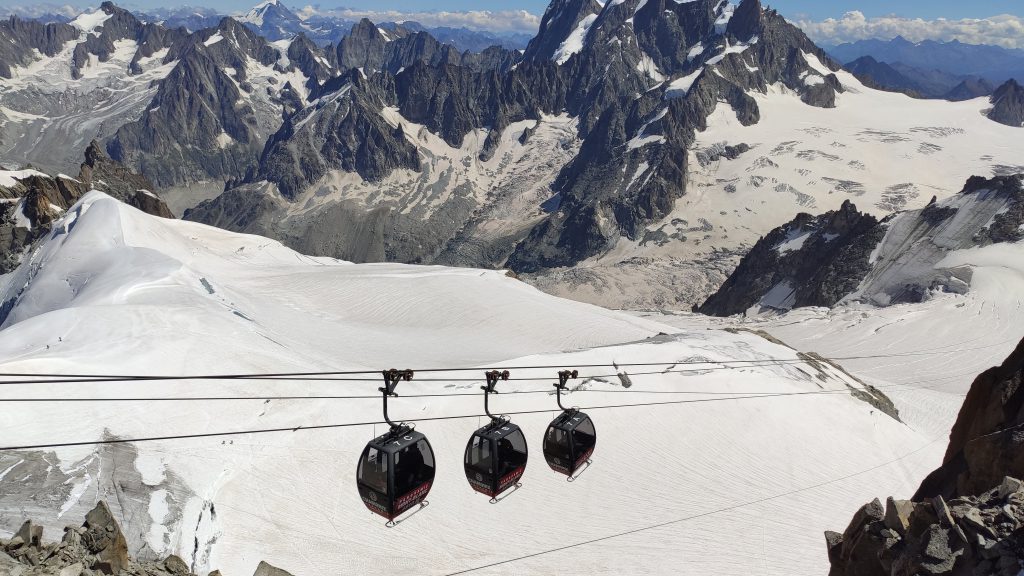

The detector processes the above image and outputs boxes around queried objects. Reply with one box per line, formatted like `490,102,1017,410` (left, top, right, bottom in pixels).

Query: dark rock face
0,501,298,576
82,140,175,218
1,501,154,575
699,174,1024,315
107,18,282,187
988,79,1024,127
0,498,302,576
180,0,851,274
521,0,603,62
827,338,1024,576
826,484,1024,576
917,336,1024,501
0,16,79,78
83,501,130,574
698,200,884,316
337,19,520,77
506,0,845,271
256,71,421,199
253,561,297,576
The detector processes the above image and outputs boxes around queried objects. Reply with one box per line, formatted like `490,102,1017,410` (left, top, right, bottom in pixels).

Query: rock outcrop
826,337,1024,576
699,174,1024,316
917,335,1024,500
0,501,298,576
1,501,191,576
826,479,1024,576
697,200,884,316
988,79,1024,128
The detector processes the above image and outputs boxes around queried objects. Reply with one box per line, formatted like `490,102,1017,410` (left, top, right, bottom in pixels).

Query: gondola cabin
464,421,528,498
542,410,596,477
356,428,435,522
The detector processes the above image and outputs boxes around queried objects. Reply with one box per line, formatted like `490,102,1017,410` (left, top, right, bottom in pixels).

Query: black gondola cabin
356,427,435,521
463,421,528,498
543,410,596,477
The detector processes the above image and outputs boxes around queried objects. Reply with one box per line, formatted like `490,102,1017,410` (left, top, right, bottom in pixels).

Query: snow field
0,193,947,575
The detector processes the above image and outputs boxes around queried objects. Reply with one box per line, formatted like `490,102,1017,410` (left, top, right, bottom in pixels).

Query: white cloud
798,11,1024,49
2,3,81,18
298,6,541,35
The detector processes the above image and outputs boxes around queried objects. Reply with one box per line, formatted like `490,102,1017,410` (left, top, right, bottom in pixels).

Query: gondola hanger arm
380,369,414,430
553,369,579,412
482,370,511,422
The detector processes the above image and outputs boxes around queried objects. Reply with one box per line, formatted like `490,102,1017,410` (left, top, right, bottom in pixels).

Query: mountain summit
237,0,304,41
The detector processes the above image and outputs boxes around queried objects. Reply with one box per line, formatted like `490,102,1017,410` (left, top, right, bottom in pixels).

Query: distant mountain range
827,36,1024,86
58,1,534,52
843,56,996,100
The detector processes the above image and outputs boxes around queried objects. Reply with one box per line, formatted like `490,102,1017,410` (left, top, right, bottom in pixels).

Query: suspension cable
0,381,936,452
0,337,1011,384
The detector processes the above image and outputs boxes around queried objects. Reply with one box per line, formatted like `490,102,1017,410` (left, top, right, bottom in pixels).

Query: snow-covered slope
0,193,940,575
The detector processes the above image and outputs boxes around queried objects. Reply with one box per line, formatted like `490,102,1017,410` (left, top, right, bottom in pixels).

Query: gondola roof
548,410,592,432
366,427,427,453
473,420,524,441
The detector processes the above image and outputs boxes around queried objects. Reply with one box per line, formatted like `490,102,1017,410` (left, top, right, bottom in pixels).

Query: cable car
356,369,435,526
463,370,528,502
542,370,596,481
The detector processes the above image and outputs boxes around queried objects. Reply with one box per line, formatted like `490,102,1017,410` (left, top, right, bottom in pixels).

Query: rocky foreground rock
0,501,293,576
826,336,1024,575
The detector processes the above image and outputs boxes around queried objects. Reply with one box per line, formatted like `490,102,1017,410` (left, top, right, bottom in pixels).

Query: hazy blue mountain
828,37,1024,84
843,56,994,100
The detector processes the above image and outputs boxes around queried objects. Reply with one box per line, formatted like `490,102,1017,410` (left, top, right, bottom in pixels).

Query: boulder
253,560,296,576
164,555,190,575
14,521,42,549
81,501,129,575
60,562,85,576
6,535,24,550
884,498,914,535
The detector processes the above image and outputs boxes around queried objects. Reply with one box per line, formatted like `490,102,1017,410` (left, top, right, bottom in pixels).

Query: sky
339,0,1022,20
3,0,1023,48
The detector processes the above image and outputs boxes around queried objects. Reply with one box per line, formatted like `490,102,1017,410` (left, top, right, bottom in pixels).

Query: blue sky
330,0,1016,20
4,0,1020,19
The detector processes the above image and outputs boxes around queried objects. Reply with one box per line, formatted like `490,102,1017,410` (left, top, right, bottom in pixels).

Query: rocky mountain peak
336,18,389,73
696,200,883,316
726,0,763,42
521,0,603,62
238,0,304,41
944,77,995,101
988,78,1024,127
